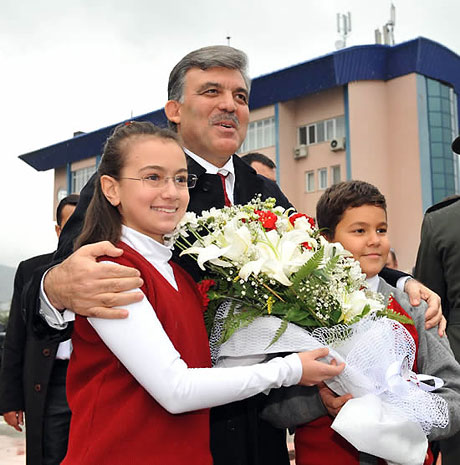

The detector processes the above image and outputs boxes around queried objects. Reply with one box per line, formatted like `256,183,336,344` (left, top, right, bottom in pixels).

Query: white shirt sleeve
396,276,411,292
88,290,302,414
39,267,75,330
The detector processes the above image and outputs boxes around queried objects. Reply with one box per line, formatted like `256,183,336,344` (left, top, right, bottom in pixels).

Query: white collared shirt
366,274,380,292
184,148,235,204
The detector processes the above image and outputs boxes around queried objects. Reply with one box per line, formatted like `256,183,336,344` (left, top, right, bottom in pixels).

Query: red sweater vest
294,298,431,465
63,242,213,465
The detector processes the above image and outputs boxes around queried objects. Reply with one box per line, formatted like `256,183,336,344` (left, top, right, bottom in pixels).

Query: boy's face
332,205,390,278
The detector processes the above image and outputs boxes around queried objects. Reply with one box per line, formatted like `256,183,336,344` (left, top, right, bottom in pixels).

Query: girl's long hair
75,121,179,250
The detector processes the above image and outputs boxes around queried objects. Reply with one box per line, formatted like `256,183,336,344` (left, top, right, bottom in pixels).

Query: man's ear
164,100,181,125
100,175,121,207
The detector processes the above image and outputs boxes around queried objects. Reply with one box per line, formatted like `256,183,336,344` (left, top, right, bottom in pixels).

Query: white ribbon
385,359,444,396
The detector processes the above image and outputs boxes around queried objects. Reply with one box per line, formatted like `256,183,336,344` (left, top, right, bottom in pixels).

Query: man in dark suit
415,135,460,465
0,194,78,465
34,46,443,465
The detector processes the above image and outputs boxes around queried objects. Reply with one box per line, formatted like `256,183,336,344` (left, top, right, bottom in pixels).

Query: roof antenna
375,3,396,45
335,12,352,50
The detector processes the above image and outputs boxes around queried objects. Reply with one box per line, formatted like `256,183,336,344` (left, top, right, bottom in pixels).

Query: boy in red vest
262,180,460,465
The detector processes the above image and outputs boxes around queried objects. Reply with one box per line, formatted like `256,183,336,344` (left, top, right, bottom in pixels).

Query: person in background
415,136,460,465
241,152,277,181
0,194,79,465
385,248,398,269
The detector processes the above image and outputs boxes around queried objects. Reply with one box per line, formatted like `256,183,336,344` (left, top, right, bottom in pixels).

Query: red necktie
218,173,232,207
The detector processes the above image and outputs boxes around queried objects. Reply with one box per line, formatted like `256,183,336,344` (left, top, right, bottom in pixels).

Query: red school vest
294,297,433,465
62,241,213,465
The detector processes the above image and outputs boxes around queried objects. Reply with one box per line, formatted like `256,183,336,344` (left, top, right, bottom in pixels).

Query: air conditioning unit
293,144,308,159
330,137,346,152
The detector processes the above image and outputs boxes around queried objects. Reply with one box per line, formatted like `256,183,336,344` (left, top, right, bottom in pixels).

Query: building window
239,117,275,153
298,116,345,146
308,125,316,144
305,171,315,192
331,165,341,185
426,78,458,204
318,168,327,190
71,165,97,193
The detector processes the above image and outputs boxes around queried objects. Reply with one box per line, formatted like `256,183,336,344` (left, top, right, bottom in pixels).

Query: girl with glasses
61,121,344,465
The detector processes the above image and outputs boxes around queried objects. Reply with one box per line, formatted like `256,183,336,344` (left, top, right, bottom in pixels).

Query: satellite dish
335,40,345,50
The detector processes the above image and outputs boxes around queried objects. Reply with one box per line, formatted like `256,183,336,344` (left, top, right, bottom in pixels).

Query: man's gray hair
167,45,251,103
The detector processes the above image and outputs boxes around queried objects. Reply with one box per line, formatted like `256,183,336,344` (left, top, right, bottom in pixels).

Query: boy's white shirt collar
366,274,380,292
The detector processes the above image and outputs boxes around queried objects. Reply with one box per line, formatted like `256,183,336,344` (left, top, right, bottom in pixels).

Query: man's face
166,67,249,167
55,204,77,237
250,161,276,181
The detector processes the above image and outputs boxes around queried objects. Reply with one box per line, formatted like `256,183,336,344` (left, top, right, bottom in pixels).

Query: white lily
339,289,383,323
180,243,233,270
239,229,313,286
220,220,253,262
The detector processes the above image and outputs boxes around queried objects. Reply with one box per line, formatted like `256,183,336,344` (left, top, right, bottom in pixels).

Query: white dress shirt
184,148,235,204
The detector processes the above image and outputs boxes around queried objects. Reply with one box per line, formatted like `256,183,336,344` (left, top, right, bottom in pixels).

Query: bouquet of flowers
171,196,448,465
173,196,402,338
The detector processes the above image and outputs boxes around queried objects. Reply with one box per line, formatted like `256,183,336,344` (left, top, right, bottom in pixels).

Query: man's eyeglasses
120,173,197,189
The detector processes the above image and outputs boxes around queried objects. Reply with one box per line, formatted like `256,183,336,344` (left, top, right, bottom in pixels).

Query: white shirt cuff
396,276,411,292
39,266,75,330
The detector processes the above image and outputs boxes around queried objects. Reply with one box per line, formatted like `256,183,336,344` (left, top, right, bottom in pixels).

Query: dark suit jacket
415,197,460,361
0,252,62,465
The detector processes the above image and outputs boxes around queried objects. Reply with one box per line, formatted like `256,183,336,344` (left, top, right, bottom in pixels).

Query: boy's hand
318,382,352,417
44,241,144,318
404,279,445,336
297,348,345,386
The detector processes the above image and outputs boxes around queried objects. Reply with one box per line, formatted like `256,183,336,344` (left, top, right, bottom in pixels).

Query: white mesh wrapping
210,303,448,436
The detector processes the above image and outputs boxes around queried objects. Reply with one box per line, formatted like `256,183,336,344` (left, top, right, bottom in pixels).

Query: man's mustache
209,113,240,128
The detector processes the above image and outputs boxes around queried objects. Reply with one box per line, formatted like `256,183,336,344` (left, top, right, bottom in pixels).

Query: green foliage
291,249,324,286
267,319,289,348
219,305,263,343
379,309,414,326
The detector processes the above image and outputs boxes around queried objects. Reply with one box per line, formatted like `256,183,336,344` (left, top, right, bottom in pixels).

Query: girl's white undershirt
76,226,302,414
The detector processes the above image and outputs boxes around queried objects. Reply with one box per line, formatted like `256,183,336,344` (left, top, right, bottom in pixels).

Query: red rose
254,210,278,230
289,213,315,228
197,279,216,311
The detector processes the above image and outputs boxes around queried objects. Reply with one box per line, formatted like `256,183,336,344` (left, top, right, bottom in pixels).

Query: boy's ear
100,175,121,207
164,100,181,125
320,230,334,242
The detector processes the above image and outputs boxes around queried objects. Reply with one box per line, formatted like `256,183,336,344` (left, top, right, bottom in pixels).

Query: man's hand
3,410,24,432
317,382,352,417
404,279,446,336
44,241,144,318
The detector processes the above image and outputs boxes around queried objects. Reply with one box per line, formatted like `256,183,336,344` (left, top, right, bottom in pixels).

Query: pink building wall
278,88,346,216
241,77,424,271
349,74,423,271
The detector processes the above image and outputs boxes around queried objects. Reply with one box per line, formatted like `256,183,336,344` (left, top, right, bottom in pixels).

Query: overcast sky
1,0,459,267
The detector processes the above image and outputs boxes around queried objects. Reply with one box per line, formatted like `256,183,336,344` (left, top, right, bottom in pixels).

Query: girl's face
104,136,189,243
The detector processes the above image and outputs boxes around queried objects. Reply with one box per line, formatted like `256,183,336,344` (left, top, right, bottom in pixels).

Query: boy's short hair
316,180,387,239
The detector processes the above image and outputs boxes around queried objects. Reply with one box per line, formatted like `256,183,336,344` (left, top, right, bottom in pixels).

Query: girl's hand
297,348,345,386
